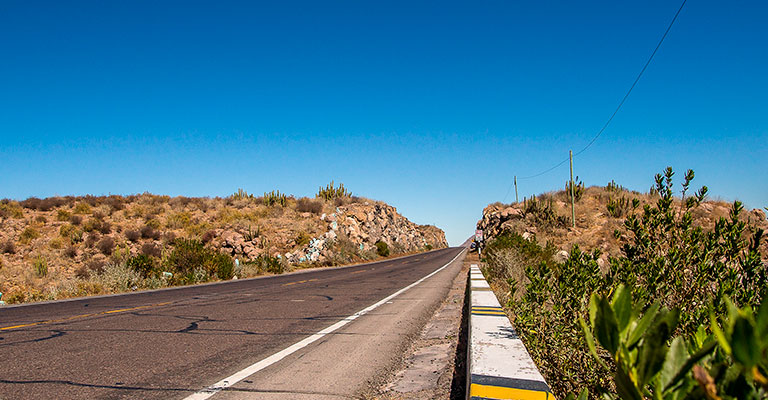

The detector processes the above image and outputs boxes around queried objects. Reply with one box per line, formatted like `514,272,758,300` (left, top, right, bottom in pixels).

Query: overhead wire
502,0,687,201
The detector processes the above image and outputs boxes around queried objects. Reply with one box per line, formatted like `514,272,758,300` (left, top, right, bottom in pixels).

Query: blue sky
1,1,766,246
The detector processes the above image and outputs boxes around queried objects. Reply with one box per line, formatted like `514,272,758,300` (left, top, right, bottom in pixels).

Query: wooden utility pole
569,150,576,228
514,176,518,203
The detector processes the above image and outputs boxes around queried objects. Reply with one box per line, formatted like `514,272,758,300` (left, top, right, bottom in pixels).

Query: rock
555,250,569,262
750,208,766,221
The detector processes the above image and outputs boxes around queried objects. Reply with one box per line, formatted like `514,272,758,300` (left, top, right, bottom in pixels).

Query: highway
0,247,465,399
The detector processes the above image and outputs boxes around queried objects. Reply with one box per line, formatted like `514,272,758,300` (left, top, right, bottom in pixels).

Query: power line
503,0,687,199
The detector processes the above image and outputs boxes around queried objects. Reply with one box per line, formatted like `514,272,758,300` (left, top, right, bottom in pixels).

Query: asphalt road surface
0,247,465,399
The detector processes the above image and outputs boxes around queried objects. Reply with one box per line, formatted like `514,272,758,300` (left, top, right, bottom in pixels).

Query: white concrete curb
466,264,556,400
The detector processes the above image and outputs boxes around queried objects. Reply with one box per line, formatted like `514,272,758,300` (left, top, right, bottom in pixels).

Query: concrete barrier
467,264,555,400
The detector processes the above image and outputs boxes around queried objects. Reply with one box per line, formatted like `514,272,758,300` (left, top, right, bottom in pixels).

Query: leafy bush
297,197,323,214
73,202,92,214
251,254,285,274
577,286,768,399
375,241,390,257
317,181,351,201
127,254,156,277
163,239,235,282
57,210,71,221
483,167,766,399
0,200,25,218
19,227,40,244
69,214,83,225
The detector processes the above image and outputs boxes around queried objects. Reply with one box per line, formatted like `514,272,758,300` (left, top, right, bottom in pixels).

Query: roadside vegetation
0,182,446,304
480,168,767,399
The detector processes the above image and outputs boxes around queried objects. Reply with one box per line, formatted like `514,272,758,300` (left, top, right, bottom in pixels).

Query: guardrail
467,264,556,400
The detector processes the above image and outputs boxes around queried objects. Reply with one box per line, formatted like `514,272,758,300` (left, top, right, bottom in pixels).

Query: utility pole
514,176,518,203
569,150,576,228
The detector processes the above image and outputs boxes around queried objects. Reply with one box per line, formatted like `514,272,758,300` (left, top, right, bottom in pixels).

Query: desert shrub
317,181,351,201
425,244,433,250
297,197,323,214
84,232,100,248
127,254,156,277
263,190,287,207
166,212,192,229
125,229,141,242
59,223,83,243
33,256,48,277
57,210,71,221
82,218,102,233
0,200,24,218
35,215,48,224
140,225,160,240
96,237,115,255
73,202,92,214
201,230,216,244
69,214,83,225
97,219,112,234
295,231,311,247
91,261,142,292
19,227,40,244
375,241,390,257
140,242,162,258
251,254,285,274
64,245,77,258
48,237,64,249
144,218,162,229
243,225,260,241
163,239,235,282
1,240,16,254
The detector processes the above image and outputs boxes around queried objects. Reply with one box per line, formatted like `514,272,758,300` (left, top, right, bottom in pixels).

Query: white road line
184,249,465,400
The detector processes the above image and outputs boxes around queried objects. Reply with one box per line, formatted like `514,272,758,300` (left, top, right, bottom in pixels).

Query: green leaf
580,316,608,369
756,299,768,342
577,388,589,400
628,302,660,349
659,336,687,391
612,284,632,334
589,293,599,326
595,295,620,355
615,363,643,400
636,309,678,387
710,310,732,355
731,315,760,368
663,340,716,392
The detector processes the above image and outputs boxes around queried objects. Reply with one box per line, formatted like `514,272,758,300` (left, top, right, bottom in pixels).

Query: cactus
263,190,287,207
317,181,351,201
564,177,585,202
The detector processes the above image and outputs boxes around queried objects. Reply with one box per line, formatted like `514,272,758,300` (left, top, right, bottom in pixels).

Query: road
0,247,465,399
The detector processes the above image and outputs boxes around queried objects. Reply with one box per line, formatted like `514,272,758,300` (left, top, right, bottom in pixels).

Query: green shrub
127,254,156,277
73,202,92,214
375,241,390,257
251,254,284,274
59,224,83,244
57,209,71,221
295,231,311,246
163,239,235,282
33,256,48,277
484,167,766,399
317,181,351,201
0,200,24,219
19,227,40,244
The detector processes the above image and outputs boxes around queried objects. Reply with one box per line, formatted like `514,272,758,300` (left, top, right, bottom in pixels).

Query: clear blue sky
1,1,766,246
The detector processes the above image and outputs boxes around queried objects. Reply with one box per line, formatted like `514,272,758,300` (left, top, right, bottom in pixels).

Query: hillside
0,187,447,304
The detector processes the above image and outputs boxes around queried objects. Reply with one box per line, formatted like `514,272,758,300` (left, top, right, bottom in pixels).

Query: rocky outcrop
218,201,448,264
476,203,525,241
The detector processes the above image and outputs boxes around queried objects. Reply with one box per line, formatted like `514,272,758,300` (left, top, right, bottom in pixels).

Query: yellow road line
0,301,172,332
282,278,319,287
350,270,367,274
470,383,554,399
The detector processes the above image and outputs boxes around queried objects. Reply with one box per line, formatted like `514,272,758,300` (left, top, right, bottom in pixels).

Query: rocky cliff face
219,201,448,264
